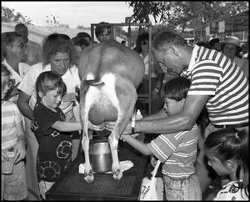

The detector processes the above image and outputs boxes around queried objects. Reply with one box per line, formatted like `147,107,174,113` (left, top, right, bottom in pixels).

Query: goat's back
78,40,145,87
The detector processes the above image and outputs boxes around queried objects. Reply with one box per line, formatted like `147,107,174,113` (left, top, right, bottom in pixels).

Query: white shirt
18,62,81,114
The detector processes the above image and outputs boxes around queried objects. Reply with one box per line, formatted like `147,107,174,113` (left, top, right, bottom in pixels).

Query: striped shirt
1,101,23,150
182,45,248,125
147,124,199,179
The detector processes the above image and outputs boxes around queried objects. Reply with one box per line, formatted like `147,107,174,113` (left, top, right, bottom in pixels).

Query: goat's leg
109,83,137,180
80,90,94,183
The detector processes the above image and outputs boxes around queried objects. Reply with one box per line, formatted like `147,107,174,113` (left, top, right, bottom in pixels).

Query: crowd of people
1,22,249,201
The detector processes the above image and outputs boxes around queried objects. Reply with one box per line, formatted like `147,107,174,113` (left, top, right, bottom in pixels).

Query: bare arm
142,108,168,120
135,94,209,134
52,121,82,132
17,91,33,120
121,135,152,156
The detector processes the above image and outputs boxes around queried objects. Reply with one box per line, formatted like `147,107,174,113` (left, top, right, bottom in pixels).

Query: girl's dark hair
161,77,191,101
41,33,74,67
35,71,67,103
205,128,249,189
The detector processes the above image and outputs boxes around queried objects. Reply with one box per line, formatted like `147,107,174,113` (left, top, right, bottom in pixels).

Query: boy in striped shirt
121,77,202,200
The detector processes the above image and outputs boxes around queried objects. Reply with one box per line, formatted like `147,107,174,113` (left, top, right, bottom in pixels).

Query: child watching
1,64,28,200
120,77,202,200
204,128,249,200
33,71,83,199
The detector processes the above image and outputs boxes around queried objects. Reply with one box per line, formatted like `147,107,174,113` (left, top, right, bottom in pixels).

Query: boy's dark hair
35,71,67,103
161,77,191,101
205,128,249,189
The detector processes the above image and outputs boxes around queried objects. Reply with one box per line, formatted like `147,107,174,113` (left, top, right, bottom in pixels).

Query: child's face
163,98,183,116
42,88,63,109
205,150,230,176
1,72,11,100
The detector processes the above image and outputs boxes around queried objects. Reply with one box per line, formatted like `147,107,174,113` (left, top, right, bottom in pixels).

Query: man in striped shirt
106,29,248,195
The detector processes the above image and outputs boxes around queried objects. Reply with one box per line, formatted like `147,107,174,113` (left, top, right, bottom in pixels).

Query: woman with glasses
135,32,165,117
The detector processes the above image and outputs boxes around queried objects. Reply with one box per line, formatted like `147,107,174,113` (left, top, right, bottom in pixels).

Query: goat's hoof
84,170,94,183
112,169,122,180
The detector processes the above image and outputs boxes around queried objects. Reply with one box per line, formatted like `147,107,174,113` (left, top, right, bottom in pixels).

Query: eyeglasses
141,41,148,46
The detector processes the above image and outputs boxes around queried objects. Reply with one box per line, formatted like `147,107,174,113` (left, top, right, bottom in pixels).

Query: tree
126,1,249,33
1,6,32,24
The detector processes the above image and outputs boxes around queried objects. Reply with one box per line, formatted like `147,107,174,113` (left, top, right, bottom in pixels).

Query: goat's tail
84,79,105,87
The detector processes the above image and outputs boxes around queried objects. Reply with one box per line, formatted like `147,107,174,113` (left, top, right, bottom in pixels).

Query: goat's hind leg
109,83,137,180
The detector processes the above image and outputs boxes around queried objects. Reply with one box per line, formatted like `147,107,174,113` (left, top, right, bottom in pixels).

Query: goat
78,40,145,182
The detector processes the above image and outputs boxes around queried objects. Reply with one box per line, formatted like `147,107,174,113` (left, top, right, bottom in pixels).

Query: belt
213,123,248,129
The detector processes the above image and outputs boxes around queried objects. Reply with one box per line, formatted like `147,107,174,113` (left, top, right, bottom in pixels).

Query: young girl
33,71,83,199
1,64,28,200
205,128,249,200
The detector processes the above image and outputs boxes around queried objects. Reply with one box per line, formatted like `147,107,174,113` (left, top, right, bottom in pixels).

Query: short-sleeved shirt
182,45,248,125
33,102,72,182
18,62,81,114
1,101,23,150
214,181,249,200
147,124,199,179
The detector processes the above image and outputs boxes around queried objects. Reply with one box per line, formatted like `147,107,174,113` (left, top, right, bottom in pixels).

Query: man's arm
17,91,33,120
134,94,209,134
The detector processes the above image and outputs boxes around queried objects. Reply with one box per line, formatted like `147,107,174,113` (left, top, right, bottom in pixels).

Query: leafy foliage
1,6,32,24
126,1,249,32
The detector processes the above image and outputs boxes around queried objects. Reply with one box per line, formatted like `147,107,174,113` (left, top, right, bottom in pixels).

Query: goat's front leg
109,83,137,180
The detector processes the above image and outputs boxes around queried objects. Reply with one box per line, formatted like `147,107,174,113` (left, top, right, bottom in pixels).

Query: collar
2,59,22,83
187,44,200,72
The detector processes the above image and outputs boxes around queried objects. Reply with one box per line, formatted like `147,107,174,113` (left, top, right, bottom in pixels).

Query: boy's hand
14,140,26,164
